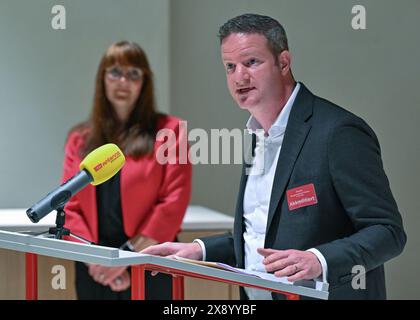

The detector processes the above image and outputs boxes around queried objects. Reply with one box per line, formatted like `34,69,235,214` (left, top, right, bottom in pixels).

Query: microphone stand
47,206,93,244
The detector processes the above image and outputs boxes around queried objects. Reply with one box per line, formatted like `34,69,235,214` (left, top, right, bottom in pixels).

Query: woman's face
104,64,144,121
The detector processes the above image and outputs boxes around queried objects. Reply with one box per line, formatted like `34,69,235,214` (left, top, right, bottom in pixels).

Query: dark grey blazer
201,83,406,300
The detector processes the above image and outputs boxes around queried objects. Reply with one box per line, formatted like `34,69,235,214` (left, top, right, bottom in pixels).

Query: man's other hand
258,248,322,282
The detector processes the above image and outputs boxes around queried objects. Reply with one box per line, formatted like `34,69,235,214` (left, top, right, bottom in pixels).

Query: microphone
26,143,125,223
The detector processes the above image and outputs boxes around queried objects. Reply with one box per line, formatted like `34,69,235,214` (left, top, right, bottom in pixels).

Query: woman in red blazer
62,41,192,299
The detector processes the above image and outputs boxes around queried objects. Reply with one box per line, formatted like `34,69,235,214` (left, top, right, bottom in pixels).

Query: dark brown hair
218,14,289,64
71,41,159,159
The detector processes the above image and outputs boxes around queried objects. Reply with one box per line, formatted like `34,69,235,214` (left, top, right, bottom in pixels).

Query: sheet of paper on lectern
173,256,293,284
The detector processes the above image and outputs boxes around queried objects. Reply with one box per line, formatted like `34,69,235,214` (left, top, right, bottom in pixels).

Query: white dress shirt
243,83,327,299
196,82,328,300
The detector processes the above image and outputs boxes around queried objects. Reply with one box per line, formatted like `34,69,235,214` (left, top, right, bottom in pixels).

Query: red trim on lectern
25,253,38,300
131,265,146,300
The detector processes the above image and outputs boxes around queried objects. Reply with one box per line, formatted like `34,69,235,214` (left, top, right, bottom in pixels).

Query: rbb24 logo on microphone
94,151,123,172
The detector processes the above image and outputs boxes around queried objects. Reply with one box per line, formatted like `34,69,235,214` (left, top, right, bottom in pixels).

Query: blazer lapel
233,133,255,267
266,84,314,233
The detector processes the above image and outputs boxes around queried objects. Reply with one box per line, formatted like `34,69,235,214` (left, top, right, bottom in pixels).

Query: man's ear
277,50,292,74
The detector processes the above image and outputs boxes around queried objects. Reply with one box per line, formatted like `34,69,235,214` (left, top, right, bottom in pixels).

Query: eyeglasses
105,66,144,82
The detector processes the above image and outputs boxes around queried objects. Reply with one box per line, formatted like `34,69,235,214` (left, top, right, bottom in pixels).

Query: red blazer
62,115,192,244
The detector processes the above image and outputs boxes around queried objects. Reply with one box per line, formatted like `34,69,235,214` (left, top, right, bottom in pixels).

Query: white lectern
0,230,329,300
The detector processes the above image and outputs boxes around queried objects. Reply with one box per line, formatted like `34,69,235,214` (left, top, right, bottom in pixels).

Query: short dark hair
218,14,289,59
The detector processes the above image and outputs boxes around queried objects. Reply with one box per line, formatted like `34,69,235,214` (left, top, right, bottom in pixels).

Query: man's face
221,33,284,110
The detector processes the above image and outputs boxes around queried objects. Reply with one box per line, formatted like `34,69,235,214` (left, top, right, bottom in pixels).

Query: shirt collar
246,82,301,138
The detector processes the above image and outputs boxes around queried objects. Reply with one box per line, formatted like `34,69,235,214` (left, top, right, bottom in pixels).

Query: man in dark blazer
143,14,406,300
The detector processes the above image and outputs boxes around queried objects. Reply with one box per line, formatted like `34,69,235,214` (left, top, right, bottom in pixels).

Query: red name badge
286,183,318,211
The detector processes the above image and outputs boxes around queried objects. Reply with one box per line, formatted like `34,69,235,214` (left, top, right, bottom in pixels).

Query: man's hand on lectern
258,248,322,282
141,242,204,276
141,242,203,260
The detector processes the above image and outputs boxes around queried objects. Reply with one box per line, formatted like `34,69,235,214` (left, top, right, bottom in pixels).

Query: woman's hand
88,264,127,286
109,270,131,292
